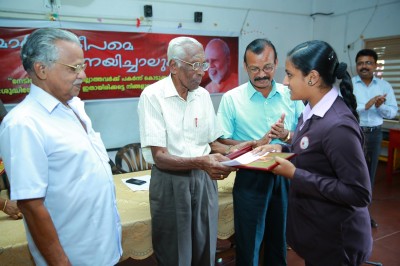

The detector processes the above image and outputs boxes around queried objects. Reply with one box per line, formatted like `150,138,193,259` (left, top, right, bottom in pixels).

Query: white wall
239,10,313,83
1,0,399,149
313,0,400,75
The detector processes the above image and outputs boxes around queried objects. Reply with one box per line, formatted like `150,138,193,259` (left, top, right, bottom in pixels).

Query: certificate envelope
223,146,296,171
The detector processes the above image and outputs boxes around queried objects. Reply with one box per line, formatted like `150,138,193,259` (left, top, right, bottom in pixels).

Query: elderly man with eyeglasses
352,48,398,229
138,36,243,266
217,39,304,266
0,28,122,265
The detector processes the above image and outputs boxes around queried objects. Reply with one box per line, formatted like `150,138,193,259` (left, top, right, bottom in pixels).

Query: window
365,36,400,119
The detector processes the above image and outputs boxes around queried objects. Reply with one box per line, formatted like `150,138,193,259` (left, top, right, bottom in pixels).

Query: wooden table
0,171,235,265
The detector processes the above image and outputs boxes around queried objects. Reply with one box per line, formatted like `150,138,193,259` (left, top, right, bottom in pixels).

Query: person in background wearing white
352,48,398,228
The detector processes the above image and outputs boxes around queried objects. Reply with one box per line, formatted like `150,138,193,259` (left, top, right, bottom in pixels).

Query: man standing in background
205,38,238,93
217,38,304,266
352,48,398,228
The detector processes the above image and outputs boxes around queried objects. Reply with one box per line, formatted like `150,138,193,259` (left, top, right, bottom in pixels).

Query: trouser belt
361,125,381,133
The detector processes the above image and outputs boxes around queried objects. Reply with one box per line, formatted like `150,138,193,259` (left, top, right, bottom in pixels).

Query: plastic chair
115,143,152,173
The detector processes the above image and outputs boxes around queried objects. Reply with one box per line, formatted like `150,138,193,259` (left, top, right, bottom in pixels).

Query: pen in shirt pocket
195,117,198,127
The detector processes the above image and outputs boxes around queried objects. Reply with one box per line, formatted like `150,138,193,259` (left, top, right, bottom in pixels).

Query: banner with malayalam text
0,27,238,103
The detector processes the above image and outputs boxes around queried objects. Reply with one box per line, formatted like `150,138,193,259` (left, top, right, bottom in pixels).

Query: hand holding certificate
222,145,296,171
222,149,274,167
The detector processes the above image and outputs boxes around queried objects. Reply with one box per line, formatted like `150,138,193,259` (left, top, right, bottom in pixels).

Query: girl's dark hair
287,40,359,121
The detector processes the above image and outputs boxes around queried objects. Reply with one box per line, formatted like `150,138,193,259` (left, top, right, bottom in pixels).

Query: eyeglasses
247,64,275,74
356,61,374,67
174,58,210,71
56,62,87,74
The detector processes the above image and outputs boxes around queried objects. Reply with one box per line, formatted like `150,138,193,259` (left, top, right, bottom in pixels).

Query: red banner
0,27,238,103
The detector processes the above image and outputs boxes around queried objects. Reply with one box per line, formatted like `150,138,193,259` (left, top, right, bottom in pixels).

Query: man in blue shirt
217,39,304,266
352,48,398,228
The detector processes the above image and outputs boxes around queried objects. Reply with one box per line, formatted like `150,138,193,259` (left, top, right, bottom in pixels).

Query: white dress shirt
0,84,122,266
138,75,222,164
352,75,398,127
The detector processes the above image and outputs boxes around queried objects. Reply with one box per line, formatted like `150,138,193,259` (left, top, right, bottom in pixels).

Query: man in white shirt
352,48,398,228
138,36,238,266
0,28,122,265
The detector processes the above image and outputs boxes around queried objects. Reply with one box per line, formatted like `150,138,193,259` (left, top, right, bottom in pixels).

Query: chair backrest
115,143,152,173
108,158,124,175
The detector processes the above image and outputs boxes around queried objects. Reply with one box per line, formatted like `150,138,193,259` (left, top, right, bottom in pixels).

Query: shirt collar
164,75,179,98
29,84,62,113
164,74,202,101
303,86,339,120
354,75,378,84
245,80,278,99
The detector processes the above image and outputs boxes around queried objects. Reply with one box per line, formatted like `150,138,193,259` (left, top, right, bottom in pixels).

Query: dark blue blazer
287,97,373,266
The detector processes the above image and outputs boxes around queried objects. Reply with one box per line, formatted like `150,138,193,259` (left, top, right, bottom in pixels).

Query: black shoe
371,218,378,228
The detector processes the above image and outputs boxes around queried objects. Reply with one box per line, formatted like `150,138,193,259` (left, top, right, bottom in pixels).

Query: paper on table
122,175,151,191
221,151,271,166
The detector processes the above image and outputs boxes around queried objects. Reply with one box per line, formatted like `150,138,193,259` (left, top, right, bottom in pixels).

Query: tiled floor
365,162,400,266
118,161,400,266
